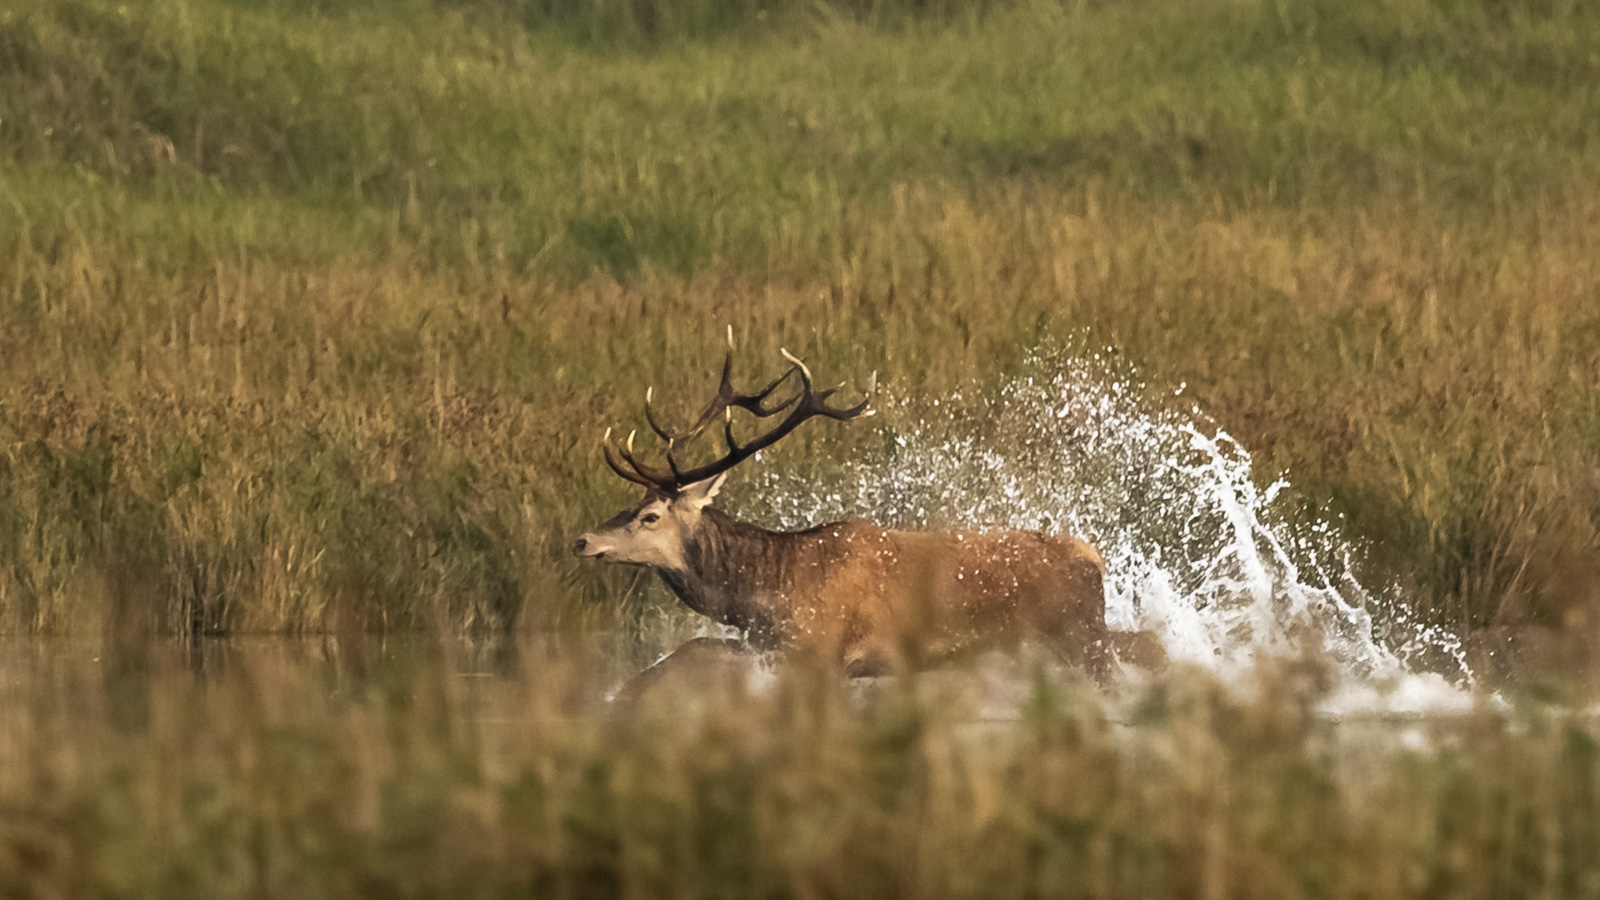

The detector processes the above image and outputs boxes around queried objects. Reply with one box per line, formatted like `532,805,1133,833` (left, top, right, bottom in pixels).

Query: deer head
572,345,871,569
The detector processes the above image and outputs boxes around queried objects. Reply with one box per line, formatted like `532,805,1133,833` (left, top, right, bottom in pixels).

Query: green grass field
4,1,1600,895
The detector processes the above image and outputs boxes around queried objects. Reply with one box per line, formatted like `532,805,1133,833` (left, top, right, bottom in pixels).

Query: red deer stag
573,348,1111,677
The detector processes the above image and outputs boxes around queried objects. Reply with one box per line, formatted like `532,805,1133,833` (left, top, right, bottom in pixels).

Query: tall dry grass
0,0,1597,640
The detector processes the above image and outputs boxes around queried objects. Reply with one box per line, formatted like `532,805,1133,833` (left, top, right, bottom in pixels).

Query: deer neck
653,507,786,644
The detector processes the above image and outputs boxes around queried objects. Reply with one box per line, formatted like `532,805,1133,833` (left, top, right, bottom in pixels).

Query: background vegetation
2,0,1598,645
4,1,1600,896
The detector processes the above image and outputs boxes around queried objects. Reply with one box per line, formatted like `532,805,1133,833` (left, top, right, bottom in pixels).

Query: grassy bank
1,0,1598,640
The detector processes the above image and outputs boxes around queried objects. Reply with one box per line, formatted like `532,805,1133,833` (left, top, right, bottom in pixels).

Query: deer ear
680,471,729,510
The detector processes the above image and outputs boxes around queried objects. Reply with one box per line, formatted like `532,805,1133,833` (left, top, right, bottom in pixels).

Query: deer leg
611,637,756,710
1026,599,1113,684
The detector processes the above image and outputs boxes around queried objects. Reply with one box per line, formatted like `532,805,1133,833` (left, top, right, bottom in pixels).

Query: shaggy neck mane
653,507,796,643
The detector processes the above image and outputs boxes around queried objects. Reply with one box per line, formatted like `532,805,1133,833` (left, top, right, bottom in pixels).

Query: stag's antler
602,344,871,493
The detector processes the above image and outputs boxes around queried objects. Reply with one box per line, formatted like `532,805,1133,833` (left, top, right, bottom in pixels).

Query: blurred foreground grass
2,639,1598,899
0,0,1597,646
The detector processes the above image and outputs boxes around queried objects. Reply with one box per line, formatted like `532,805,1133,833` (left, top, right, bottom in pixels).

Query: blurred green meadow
4,0,1600,896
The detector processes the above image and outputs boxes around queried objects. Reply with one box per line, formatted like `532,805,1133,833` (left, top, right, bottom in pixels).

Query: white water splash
748,349,1473,711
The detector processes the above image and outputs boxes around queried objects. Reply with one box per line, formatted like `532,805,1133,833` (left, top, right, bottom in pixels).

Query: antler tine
674,350,800,442
643,385,697,481
779,347,814,386
728,362,803,418
720,406,739,459
775,347,869,421
678,351,740,438
602,427,659,488
620,428,675,486
643,387,672,442
663,437,687,481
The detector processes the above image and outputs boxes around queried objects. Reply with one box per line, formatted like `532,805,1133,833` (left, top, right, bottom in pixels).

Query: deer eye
639,512,661,526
